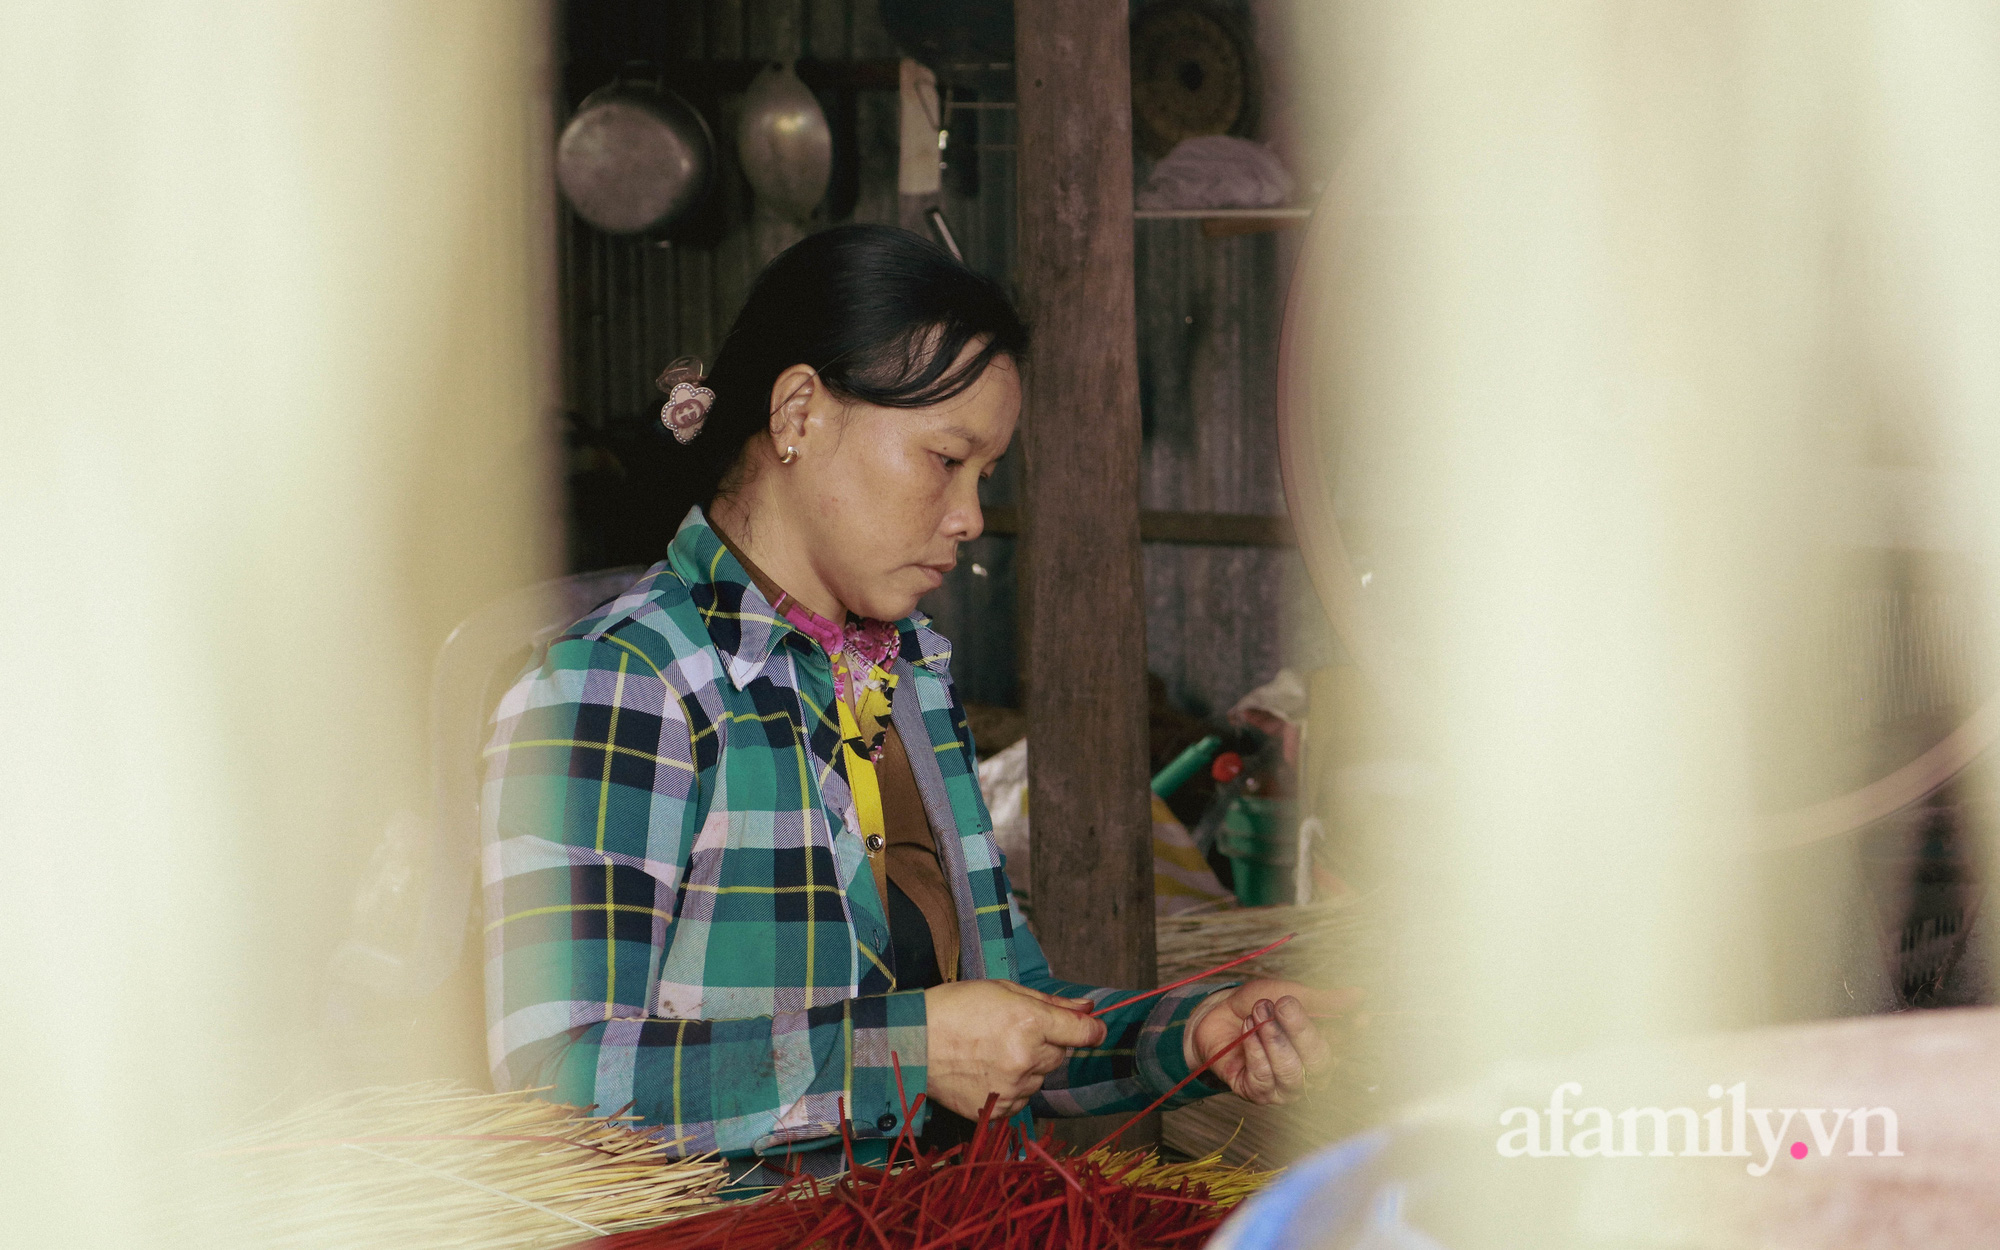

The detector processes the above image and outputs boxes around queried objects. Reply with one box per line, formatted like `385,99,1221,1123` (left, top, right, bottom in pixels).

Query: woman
482,225,1339,1182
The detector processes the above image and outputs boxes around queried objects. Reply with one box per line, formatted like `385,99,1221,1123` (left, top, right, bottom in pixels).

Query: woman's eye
937,453,963,471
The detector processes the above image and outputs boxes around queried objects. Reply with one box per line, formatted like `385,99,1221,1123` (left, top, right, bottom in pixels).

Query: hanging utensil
737,60,832,224
1130,0,1258,159
926,206,963,261
557,67,714,235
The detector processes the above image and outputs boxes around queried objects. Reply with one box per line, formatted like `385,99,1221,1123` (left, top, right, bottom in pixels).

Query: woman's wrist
1181,986,1237,1071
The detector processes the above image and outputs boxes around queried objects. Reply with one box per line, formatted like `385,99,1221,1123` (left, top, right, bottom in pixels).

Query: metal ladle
737,60,832,224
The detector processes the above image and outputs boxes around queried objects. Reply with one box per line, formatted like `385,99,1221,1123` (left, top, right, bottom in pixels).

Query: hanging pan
557,66,715,235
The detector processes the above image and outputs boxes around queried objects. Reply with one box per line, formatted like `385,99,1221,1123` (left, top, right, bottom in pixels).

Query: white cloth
976,738,1233,920
1136,135,1295,210
1229,666,1309,725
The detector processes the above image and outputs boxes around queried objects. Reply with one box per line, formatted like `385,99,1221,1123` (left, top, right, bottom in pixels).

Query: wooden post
1015,0,1157,1143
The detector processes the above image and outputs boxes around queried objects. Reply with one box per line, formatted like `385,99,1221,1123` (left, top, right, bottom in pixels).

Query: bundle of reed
1161,1089,1361,1171
1155,898,1370,985
1085,1139,1273,1207
576,1092,1273,1250
579,972,1304,1250
166,1082,726,1249
1157,899,1380,1169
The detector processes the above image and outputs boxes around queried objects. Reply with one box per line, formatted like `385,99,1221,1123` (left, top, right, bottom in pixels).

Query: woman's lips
916,563,951,590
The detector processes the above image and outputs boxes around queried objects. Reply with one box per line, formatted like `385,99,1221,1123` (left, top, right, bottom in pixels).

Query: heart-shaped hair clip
655,356,715,444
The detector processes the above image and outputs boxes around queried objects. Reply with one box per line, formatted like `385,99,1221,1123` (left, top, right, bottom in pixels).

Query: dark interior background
554,0,1324,729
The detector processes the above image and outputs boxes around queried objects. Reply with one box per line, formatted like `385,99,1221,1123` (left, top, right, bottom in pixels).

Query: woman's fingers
1273,996,1333,1074
1210,981,1352,1095
1231,980,1361,1020
1256,1003,1308,1099
1026,1041,1073,1078
1236,1007,1278,1100
1221,998,1326,1105
994,979,1094,1013
1038,1000,1108,1049
924,980,1105,1120
1000,996,1106,1085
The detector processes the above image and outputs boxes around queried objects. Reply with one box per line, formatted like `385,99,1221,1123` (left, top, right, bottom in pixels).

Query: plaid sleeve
481,632,928,1158
1010,905,1233,1119
937,674,1229,1118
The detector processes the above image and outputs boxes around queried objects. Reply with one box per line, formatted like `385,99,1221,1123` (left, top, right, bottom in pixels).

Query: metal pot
557,71,714,235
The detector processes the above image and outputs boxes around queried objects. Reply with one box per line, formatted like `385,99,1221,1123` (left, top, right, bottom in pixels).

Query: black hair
575,225,1027,566
683,224,1026,515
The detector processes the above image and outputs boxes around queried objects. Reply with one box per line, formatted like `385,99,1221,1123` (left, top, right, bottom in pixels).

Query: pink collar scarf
770,591,901,700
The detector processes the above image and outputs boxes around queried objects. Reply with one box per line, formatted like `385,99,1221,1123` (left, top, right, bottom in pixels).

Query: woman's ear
767,364,818,449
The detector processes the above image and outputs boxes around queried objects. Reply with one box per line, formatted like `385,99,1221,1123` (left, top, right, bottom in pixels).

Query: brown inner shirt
715,527,960,985
875,718,961,983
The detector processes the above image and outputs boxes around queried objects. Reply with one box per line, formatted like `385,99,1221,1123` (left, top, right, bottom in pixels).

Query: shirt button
865,833,885,854
877,1112,898,1133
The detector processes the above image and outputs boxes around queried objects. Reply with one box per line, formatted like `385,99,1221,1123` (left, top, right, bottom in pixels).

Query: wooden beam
1014,0,1156,1131
1200,216,1304,239
563,58,902,107
981,506,1296,548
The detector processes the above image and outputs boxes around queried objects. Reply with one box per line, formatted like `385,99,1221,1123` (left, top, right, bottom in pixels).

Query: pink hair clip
655,356,715,444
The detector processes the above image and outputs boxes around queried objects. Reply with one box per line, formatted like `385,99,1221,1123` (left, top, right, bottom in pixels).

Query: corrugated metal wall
558,0,1312,718
1136,221,1317,716
560,0,911,424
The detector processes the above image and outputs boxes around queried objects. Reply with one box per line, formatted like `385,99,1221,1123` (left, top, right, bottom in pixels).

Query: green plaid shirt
481,508,1217,1166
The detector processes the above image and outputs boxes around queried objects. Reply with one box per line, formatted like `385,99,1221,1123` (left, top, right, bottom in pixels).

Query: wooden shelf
1132,208,1312,219
574,58,904,98
981,506,1294,548
1135,207,1311,237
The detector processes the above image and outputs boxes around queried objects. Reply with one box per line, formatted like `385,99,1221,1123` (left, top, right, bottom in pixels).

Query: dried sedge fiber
1157,899,1383,1169
1154,898,1371,985
576,1089,1274,1250
145,921,1368,1246
579,980,1295,1250
161,1082,726,1250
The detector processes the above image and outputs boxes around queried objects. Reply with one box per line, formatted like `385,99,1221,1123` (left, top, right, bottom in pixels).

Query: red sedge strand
578,939,1305,1250
1087,933,1296,1017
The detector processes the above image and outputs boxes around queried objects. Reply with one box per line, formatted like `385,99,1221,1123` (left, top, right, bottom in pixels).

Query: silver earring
779,445,799,464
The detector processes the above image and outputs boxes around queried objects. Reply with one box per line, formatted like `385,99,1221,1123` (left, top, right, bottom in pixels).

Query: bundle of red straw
576,936,1298,1250
572,1020,1272,1240
577,1093,1247,1250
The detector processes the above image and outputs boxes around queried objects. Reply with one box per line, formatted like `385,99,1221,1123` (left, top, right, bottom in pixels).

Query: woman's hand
1186,979,1358,1106
922,980,1107,1120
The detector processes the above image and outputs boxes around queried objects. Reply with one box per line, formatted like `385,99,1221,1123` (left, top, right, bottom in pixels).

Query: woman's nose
946,501,984,542
947,480,985,541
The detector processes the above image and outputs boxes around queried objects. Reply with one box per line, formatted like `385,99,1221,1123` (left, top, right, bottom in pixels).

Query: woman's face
774,349,1020,623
